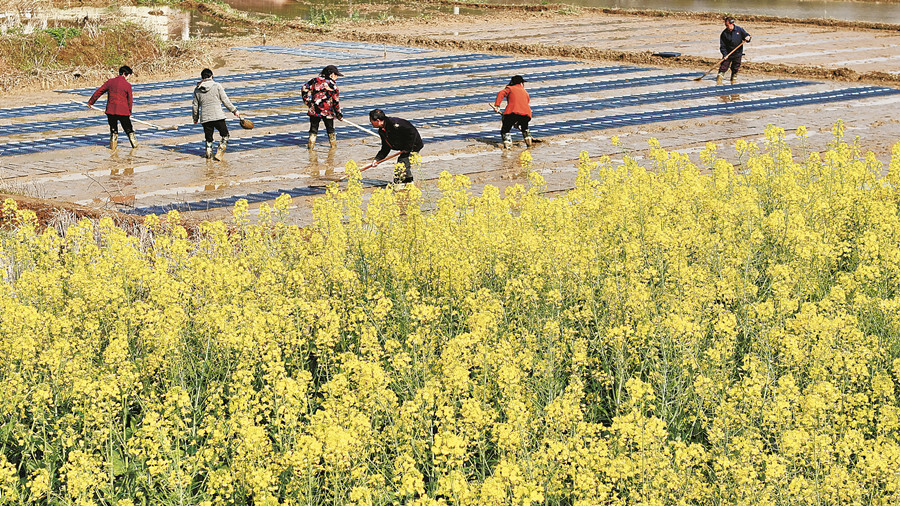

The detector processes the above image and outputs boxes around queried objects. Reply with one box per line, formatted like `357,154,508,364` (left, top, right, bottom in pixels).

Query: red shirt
495,84,532,118
88,75,133,116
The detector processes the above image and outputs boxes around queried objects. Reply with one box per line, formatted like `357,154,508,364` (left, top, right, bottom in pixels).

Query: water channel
477,0,900,25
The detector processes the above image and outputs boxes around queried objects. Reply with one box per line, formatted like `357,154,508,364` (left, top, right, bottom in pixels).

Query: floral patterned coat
300,76,342,119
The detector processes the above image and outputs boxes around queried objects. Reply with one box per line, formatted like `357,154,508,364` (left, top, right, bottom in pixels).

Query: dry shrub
0,17,207,90
0,23,164,70
57,22,163,67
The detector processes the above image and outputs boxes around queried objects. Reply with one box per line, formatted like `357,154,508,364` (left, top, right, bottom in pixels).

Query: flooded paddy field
0,9,898,225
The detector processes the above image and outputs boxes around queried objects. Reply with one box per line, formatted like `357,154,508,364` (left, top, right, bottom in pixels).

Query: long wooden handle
341,117,381,139
360,151,402,172
74,99,169,130
696,41,745,80
717,41,745,67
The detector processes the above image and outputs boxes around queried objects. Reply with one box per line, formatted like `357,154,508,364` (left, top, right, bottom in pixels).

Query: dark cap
508,75,526,86
724,16,735,23
321,64,343,77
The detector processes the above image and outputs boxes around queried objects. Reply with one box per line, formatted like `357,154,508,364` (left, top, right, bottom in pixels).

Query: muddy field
1,5,899,226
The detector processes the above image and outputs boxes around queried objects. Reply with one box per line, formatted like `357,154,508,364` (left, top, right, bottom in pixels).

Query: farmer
301,64,343,149
718,16,751,85
369,109,423,184
87,65,136,150
192,68,241,160
492,74,533,148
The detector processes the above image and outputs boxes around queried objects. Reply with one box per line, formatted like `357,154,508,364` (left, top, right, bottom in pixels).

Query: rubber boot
523,128,533,147
127,132,138,148
502,132,513,149
205,141,214,159
328,132,337,149
214,136,228,161
716,72,725,85
730,73,738,84
109,132,118,150
307,132,316,150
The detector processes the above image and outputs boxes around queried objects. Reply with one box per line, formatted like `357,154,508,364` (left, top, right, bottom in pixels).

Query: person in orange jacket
492,75,532,149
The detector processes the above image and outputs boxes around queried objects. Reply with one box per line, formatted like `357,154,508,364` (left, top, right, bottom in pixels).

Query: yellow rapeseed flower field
1,124,899,504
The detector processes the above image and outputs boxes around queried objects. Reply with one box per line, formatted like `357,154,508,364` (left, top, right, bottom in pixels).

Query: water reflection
477,0,899,24
717,93,742,103
307,148,337,177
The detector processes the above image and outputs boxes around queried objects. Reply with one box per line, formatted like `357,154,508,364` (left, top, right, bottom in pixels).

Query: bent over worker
88,65,136,150
369,109,423,184
492,75,532,149
718,16,751,85
192,68,241,160
301,64,343,149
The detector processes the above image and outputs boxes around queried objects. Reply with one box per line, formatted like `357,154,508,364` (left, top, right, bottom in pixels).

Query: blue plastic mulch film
0,62,644,138
54,53,499,96
306,41,433,54
232,46,376,60
6,55,563,123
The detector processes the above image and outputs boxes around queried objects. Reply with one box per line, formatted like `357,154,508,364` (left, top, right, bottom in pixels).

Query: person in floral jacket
300,64,343,149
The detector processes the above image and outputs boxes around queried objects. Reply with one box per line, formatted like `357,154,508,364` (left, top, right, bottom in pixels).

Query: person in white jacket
192,68,240,160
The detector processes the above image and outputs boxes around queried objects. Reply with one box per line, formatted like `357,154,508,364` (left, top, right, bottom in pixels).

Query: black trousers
202,119,229,142
500,113,531,135
718,54,743,74
106,114,134,134
309,116,335,134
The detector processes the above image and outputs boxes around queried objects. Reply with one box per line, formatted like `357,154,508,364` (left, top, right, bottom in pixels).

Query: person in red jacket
492,75,533,149
88,65,136,150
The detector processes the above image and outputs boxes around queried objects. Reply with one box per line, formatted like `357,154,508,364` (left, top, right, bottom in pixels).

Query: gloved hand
336,112,343,120
744,35,751,42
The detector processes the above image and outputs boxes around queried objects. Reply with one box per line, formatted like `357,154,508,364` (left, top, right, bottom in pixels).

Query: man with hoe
369,109,423,185
718,16,751,85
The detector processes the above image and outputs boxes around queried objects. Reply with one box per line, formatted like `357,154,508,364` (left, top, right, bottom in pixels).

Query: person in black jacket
718,16,751,85
369,109,424,184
